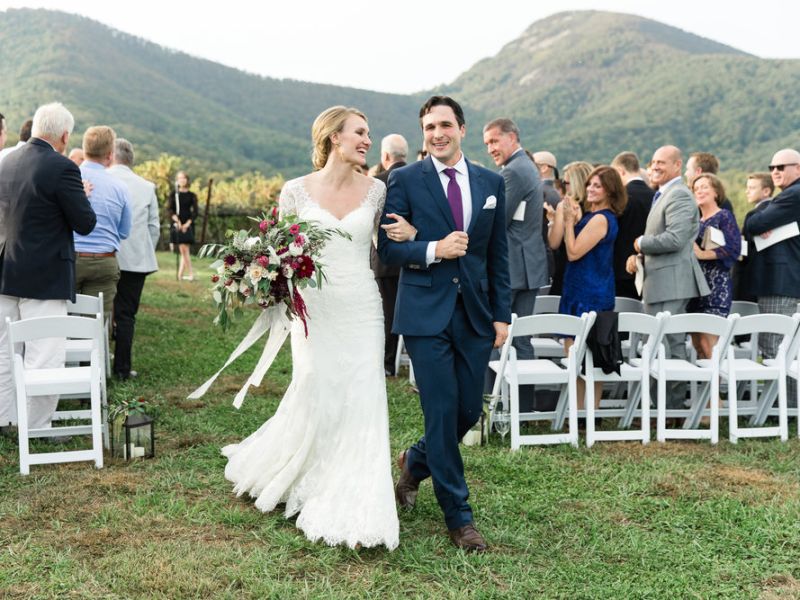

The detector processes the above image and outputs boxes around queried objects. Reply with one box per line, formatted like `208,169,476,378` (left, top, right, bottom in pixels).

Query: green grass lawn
2,252,800,599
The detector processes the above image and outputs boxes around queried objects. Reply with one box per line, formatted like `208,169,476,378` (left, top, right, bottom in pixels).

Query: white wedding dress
222,176,399,550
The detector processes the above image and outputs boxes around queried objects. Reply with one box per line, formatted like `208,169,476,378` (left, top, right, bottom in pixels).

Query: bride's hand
382,213,417,242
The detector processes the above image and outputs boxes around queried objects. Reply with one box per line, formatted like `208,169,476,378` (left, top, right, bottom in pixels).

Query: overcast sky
2,0,798,94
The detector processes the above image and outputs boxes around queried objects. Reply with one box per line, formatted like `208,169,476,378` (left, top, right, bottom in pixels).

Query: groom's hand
435,231,468,259
492,322,509,349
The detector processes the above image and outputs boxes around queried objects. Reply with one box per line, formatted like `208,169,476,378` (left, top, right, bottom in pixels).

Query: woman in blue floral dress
687,173,741,359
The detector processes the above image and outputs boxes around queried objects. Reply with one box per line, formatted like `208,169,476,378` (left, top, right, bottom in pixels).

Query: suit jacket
614,179,653,282
108,165,160,273
742,178,800,298
639,181,709,304
501,150,548,290
0,138,96,301
370,161,406,278
378,156,512,337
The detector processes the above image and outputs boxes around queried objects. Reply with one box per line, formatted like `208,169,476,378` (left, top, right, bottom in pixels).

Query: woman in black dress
169,171,199,281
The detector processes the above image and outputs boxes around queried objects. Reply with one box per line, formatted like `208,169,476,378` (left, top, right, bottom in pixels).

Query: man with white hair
0,102,96,434
743,148,800,367
371,133,408,375
108,138,160,380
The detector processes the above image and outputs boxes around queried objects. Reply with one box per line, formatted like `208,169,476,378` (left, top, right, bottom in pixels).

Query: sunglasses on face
768,163,799,172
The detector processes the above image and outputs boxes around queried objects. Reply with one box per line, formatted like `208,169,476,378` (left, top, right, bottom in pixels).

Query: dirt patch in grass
709,464,799,500
760,574,800,599
603,440,718,460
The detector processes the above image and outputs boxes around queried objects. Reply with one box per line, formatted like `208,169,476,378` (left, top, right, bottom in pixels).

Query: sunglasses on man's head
768,163,799,172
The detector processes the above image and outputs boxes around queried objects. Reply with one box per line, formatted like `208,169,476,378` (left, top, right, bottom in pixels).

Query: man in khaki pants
74,126,132,317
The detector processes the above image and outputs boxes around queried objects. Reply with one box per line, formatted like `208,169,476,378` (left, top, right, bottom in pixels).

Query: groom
378,96,511,552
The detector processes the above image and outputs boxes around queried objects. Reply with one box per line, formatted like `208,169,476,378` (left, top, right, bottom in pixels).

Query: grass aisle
2,252,800,599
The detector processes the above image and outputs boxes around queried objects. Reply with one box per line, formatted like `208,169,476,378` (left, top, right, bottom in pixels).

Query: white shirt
426,153,472,265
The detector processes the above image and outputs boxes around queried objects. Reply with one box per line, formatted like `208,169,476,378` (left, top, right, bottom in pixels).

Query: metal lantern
118,413,155,460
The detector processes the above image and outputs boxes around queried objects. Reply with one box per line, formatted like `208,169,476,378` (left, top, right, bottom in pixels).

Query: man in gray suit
484,118,548,356
626,145,709,407
108,138,160,380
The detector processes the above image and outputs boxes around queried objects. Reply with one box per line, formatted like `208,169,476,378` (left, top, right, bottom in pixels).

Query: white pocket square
483,195,497,209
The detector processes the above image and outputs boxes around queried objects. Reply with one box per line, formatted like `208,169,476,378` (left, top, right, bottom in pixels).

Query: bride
222,106,414,550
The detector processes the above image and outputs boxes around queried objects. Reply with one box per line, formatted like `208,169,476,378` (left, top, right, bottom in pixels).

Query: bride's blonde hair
311,106,367,171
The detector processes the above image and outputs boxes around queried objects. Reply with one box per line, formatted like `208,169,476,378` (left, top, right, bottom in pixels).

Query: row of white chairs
7,294,110,475
488,308,800,450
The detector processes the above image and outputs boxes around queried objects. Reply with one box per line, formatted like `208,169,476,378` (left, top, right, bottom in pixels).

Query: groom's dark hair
419,96,465,128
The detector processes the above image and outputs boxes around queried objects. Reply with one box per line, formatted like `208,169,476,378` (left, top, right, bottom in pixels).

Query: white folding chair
66,292,110,377
489,311,595,449
614,297,645,314
730,301,761,403
394,335,415,385
7,314,104,475
654,313,737,444
530,295,565,358
583,312,667,447
758,315,800,435
721,313,799,443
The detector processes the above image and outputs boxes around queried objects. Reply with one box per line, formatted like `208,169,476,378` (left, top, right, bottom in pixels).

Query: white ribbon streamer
187,307,291,408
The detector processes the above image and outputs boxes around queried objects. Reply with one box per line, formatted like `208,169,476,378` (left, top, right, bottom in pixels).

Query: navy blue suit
378,156,511,529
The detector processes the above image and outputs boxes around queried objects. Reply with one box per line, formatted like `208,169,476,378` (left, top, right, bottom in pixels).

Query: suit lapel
421,157,456,230
466,160,484,234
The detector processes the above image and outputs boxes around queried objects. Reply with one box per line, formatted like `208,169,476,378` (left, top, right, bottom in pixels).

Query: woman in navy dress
555,165,627,408
687,173,741,359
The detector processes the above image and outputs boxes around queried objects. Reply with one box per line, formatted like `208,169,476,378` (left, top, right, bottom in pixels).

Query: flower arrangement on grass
198,207,348,334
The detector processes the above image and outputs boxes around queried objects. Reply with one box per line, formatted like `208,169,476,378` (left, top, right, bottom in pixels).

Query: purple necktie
444,167,464,230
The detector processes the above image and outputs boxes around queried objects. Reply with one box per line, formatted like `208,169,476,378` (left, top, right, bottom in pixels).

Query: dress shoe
115,370,139,381
448,523,488,553
394,450,420,510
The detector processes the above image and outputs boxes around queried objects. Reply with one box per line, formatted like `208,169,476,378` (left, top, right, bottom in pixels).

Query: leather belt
77,251,116,258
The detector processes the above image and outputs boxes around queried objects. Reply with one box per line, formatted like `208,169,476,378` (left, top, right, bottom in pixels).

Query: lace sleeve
371,179,386,231
278,181,297,219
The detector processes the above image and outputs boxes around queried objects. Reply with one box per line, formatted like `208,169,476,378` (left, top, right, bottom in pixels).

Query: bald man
626,145,709,409
743,148,800,369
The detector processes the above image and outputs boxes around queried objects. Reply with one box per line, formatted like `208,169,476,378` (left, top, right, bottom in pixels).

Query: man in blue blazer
0,102,96,431
378,96,511,552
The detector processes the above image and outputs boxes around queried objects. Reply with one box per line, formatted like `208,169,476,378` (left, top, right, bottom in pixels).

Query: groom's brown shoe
448,523,488,553
395,450,420,510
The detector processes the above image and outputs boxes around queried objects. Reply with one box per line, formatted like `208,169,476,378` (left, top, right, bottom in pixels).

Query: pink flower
259,220,269,232
294,234,306,245
256,255,269,267
289,224,300,235
211,274,220,283
291,260,300,270
296,255,315,279
271,206,279,219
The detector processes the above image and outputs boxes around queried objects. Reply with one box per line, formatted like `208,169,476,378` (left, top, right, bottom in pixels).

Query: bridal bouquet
191,208,349,408
199,207,348,335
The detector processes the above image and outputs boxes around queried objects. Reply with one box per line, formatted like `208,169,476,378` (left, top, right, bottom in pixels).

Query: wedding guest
371,133,408,376
684,152,734,214
108,138,160,380
686,173,741,359
68,147,84,165
533,150,560,208
611,151,653,298
0,102,96,433
625,146,709,410
75,126,132,316
742,149,800,367
0,118,32,164
735,173,774,301
545,161,592,295
168,171,198,281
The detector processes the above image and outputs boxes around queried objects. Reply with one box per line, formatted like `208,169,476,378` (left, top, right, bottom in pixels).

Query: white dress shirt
426,153,472,265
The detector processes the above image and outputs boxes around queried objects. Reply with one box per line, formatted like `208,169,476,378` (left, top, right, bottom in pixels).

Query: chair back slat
731,313,797,338
533,295,561,314
730,300,759,317
7,315,101,346
661,313,731,337
512,313,583,338
67,293,103,317
614,297,645,314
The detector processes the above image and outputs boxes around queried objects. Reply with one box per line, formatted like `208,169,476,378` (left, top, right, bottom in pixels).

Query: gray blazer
501,150,549,291
108,165,160,273
639,181,709,304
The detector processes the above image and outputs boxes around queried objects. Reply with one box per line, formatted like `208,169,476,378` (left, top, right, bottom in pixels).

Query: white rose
289,242,303,256
266,270,278,281
248,264,265,283
244,236,260,250
268,250,280,265
282,265,294,278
